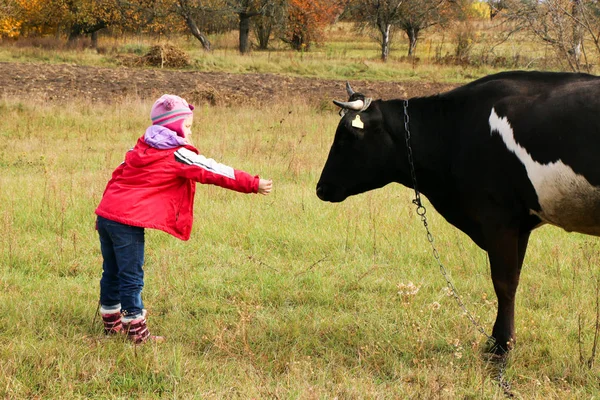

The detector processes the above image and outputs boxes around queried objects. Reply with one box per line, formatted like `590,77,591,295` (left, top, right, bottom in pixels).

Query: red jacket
96,137,259,240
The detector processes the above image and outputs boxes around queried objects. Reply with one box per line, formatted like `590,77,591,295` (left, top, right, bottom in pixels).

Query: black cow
316,71,600,354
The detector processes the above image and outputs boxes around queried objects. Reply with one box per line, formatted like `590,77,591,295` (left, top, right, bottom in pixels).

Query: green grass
0,97,599,398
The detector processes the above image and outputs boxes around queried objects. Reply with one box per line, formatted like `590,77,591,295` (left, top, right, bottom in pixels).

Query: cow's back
456,70,600,95
446,71,600,236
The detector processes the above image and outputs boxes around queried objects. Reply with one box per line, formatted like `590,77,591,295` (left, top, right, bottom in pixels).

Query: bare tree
571,0,584,61
252,0,286,49
499,0,599,72
352,0,451,61
353,0,405,61
395,0,448,57
227,0,273,53
488,0,508,20
174,0,213,50
0,0,16,16
576,1,600,64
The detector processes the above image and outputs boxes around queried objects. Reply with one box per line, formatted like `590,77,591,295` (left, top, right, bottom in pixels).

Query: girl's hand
258,179,273,195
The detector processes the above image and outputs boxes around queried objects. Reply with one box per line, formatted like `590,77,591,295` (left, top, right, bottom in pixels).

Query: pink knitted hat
150,94,195,137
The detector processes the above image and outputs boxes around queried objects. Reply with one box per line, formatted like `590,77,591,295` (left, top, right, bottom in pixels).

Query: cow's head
316,84,400,202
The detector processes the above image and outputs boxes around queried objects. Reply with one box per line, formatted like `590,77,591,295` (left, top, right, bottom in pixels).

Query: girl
95,94,272,344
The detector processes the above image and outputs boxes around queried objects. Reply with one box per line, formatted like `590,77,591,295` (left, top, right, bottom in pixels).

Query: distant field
0,96,599,398
0,21,567,84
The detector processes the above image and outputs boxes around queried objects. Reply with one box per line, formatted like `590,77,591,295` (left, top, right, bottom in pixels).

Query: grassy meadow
1,18,600,399
0,94,599,399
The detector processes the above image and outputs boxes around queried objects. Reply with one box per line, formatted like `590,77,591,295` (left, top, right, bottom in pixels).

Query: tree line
1,0,600,70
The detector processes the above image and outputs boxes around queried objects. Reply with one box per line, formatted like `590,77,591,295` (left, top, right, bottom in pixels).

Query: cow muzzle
316,183,347,203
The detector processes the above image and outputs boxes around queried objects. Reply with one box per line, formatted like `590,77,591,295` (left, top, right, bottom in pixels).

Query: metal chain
403,100,513,396
403,99,490,339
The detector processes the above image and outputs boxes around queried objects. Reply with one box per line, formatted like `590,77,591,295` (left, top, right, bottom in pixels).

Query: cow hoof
482,337,513,356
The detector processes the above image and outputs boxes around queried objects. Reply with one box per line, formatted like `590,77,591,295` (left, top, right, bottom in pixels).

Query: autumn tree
487,0,508,19
112,0,233,51
225,0,267,53
174,0,233,51
0,0,22,38
63,0,123,47
9,0,69,37
252,0,286,49
281,0,343,50
172,0,214,50
114,0,182,35
228,0,296,52
127,0,285,53
137,0,275,54
6,0,129,46
0,0,13,14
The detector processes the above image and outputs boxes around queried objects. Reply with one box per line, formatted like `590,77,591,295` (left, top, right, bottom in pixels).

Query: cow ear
345,82,368,102
335,83,373,116
348,92,366,102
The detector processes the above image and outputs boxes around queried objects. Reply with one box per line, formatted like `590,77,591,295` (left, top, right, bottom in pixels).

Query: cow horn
333,99,364,110
345,81,355,96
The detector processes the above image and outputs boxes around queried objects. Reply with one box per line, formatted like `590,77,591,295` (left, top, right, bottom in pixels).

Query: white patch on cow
489,108,600,235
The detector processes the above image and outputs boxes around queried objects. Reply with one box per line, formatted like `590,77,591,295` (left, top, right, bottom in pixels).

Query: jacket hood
144,125,188,149
126,134,195,169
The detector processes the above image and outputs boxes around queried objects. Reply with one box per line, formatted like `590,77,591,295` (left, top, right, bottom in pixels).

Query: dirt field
0,62,457,107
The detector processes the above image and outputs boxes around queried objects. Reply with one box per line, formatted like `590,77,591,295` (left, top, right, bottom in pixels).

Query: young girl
95,94,272,344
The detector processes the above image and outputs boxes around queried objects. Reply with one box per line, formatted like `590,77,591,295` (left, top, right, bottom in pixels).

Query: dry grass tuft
183,83,221,107
117,44,190,68
183,82,265,108
143,44,190,68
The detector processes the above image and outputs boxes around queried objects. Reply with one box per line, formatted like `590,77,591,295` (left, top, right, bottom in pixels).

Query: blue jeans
97,216,145,317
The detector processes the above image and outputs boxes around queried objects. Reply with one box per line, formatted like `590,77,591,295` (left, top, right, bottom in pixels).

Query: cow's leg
516,230,531,271
485,227,530,355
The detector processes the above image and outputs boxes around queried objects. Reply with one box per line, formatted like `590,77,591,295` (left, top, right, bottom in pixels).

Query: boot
100,306,147,335
122,315,164,344
100,306,123,335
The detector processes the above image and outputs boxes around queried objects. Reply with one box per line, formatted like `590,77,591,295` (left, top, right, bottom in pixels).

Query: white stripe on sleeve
175,148,235,179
